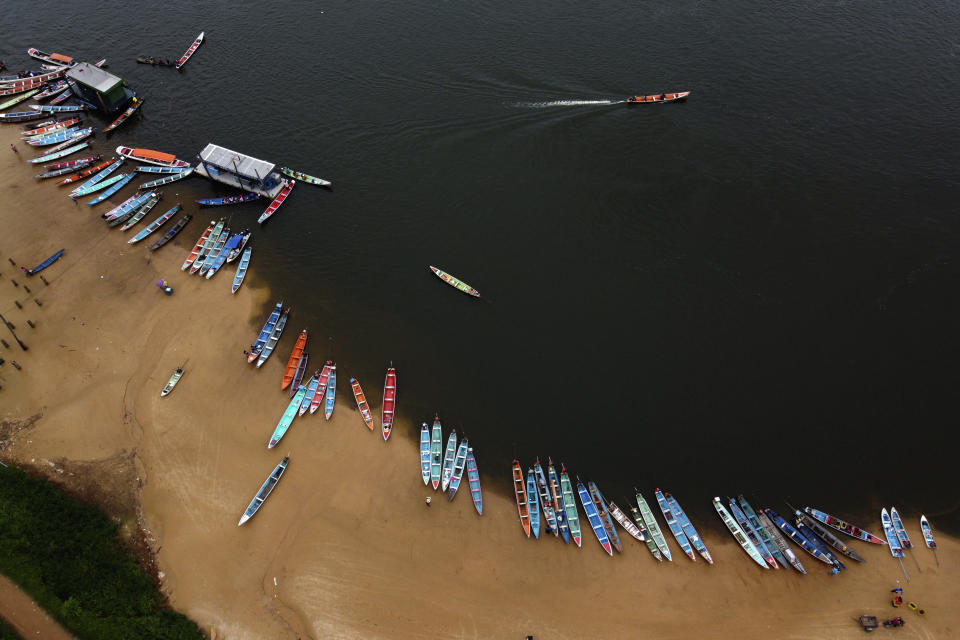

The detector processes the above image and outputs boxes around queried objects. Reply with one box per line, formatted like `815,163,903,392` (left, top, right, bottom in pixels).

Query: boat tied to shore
664,491,713,564
714,497,768,569
588,482,622,553
512,460,531,537
381,367,396,441
526,468,541,539
232,247,252,293
129,204,181,243
257,180,294,224
440,429,458,491
25,249,65,276
803,507,886,545
419,423,431,485
758,510,806,574
269,387,307,449
150,213,192,251
238,456,289,526
657,490,697,562
349,378,374,430
889,507,912,550
249,303,283,363
280,166,332,187
257,308,290,368
766,508,835,565
576,478,612,555
546,460,570,543
160,367,184,396
323,363,337,418
196,192,260,206
102,97,143,133
466,447,482,515
282,331,309,390
430,416,443,489
447,437,469,501
559,465,582,547
116,145,190,168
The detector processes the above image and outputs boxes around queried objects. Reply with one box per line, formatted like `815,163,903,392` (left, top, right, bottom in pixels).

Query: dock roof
66,62,121,93
198,143,275,180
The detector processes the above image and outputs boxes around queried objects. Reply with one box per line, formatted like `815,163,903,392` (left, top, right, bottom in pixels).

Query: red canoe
257,180,294,224
22,118,80,138
281,330,308,390
381,367,397,441
175,32,205,70
625,91,690,104
55,158,114,185
309,361,333,414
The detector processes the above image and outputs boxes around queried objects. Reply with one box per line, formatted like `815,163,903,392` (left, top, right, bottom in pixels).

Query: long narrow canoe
205,231,243,279
290,353,308,395
758,510,806,573
625,91,691,103
160,367,183,397
533,459,558,535
30,104,87,112
249,303,283,363
466,447,482,515
33,81,70,100
74,171,129,198
69,158,123,195
664,491,713,564
102,97,143,133
48,89,72,105
280,166,332,187
559,465,582,547
737,496,786,569
793,516,845,569
26,249,65,275
257,180,294,224
175,32,205,70
198,229,230,275
1,67,66,88
187,219,223,272
282,330,309,390
137,165,192,174
232,247,252,293
150,214,192,250
429,265,481,298
308,362,332,414
226,230,251,262
588,482,622,553
526,468,541,539
880,509,904,557
889,507,912,549
608,501,646,543
0,111,49,123
795,510,864,562
0,88,40,110
766,508,835,564
196,192,260,206
36,157,96,179
576,479,612,555
23,118,79,137
728,499,777,568
86,173,136,205
419,424,431,485
657,490,697,562
47,129,93,152
116,145,190,167
256,309,290,368
238,456,288,526
118,194,162,230
298,371,320,416
28,127,87,147
349,378,374,429
105,191,155,224
636,491,671,561
512,460,530,537
804,507,886,545
920,515,936,549
29,142,88,163
269,386,307,449
129,204,180,243
58,158,113,185
323,364,337,418
141,168,193,190
447,438,469,501
440,429,458,491
430,416,443,489
714,498,768,569
547,460,570,543
628,507,663,561
381,367,396,441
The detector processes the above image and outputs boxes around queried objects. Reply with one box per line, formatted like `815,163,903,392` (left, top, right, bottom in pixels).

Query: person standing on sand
425,496,432,507
10,144,17,154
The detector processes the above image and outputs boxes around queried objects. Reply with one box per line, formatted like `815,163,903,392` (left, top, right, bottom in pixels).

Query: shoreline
2,124,959,639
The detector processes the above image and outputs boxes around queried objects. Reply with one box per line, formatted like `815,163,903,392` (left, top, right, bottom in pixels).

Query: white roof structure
198,143,275,181
66,62,121,93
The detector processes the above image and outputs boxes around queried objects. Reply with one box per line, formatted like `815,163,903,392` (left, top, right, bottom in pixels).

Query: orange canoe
281,330,308,390
625,91,690,104
350,378,375,430
512,459,531,537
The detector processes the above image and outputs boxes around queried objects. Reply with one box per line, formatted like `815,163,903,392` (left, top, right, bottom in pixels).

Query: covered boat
238,456,289,526
115,145,189,168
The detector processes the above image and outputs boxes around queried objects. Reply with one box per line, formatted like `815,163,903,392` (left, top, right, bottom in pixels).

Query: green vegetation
0,617,24,640
0,465,204,640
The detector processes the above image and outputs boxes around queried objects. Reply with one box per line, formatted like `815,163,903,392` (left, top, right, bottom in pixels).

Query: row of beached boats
179,219,252,289
418,416,483,513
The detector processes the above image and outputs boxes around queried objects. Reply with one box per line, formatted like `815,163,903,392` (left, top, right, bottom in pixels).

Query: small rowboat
576,479,612,555
226,230,251,262
736,496,784,568
299,371,320,416
559,465,582,547
48,89,72,105
0,88,40,110
546,460,570,543
23,118,79,137
161,367,184,396
766,508,835,564
184,220,221,271
141,168,193,190
625,91,690,103
728,498,777,568
29,142,88,163
588,482,622,553
889,507,912,549
150,214,192,251
419,424,431,485
920,515,936,549
804,507,886,544
758,510,806,573
429,266,480,298
257,180,294,224
269,386,307,449
381,367,397,441
129,204,181,243
657,490,697,562
232,247,252,293
526,468,541,539
137,165,192,174
666,491,713,564
136,56,175,66
205,231,243,279
257,309,290,369
533,459,558,535
323,363,337,418
25,249,65,276
69,158,123,196
35,157,96,179
447,437,469,500
795,509,864,562
349,378,374,429
102,97,143,133
103,191,154,224
290,353,309,396
280,166,332,187
466,447,482,515
512,460,531,537
440,429,458,491
282,331,309,390
30,104,87,113
197,228,230,275
57,158,113,185
116,146,189,168
881,508,904,557
635,491,671,560
0,111,49,123
608,501,646,543
714,498,768,569
238,456,289,526
430,416,443,489
74,171,130,198
87,173,136,206
26,49,75,68
196,192,260,206
175,32,205,70
118,193,162,230
309,362,333,414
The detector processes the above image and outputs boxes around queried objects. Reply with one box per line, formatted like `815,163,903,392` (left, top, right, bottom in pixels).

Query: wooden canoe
349,378,374,430
381,366,396,441
281,330,309,390
512,460,530,537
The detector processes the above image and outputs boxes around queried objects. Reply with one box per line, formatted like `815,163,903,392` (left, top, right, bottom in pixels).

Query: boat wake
512,99,621,108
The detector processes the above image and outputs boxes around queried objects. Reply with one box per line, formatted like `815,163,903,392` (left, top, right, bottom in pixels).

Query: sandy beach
1,123,958,640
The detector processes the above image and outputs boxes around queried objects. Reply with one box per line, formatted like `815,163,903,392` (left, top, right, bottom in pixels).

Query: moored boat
282,330,309,390
29,141,89,163
533,459,558,535
546,459,570,543
118,193,162,230
299,371,320,416
128,203,180,243
185,219,222,271
758,510,806,574
232,247,252,293
73,171,129,198
160,367,183,396
0,111,49,123
588,482,622,553
657,490,697,562
116,145,190,167
30,104,87,113
447,437,469,500
0,88,41,111
795,509,864,562
238,456,289,526
349,378,374,429
26,49,75,68
559,465,582,547
141,168,194,190
102,97,143,133
69,157,123,196
625,91,690,103
33,80,69,101
257,180,294,224
381,367,397,440
226,229,251,262
23,118,79,137
257,308,290,368
86,173,136,205
737,496,786,569
280,166,332,187
106,191,157,226
881,508,904,557
728,498,778,568
197,228,230,275
419,424,431,485
196,192,260,206
136,56,175,66
627,506,663,561
57,158,113,185
269,387,307,449
430,416,442,489
636,490,671,561
175,32,205,70
429,265,481,298
249,303,283,363
149,213,192,251
290,353,308,396
714,497,768,569
512,460,531,537
308,361,332,414
205,231,243,278
766,508,835,564
526,468,541,539
137,165,192,174
576,479,612,555
608,501,646,543
664,491,712,564
466,447,482,515
920,515,936,549
793,516,845,569
48,88,72,105
323,363,337,418
889,507,912,549
440,429,458,491
804,507,886,545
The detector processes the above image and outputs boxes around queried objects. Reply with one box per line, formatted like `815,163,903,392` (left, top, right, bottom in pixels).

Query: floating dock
194,143,284,198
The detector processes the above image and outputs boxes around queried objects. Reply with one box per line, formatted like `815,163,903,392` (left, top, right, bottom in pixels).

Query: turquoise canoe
269,386,307,449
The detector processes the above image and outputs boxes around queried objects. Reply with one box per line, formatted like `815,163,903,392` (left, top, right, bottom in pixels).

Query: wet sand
1,125,958,639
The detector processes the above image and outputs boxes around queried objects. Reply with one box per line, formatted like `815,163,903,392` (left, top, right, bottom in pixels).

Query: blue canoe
70,158,123,196
766,508,835,565
793,514,845,569
250,302,283,362
656,489,696,561
737,495,788,569
196,193,260,206
298,370,320,416
663,491,713,563
231,247,252,294
533,459,558,535
576,479,612,555
419,423,431,485
588,482,622,553
205,232,243,279
324,364,337,419
729,498,778,568
546,460,570,543
26,249,65,275
466,446,482,515
526,468,541,539
128,204,180,243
